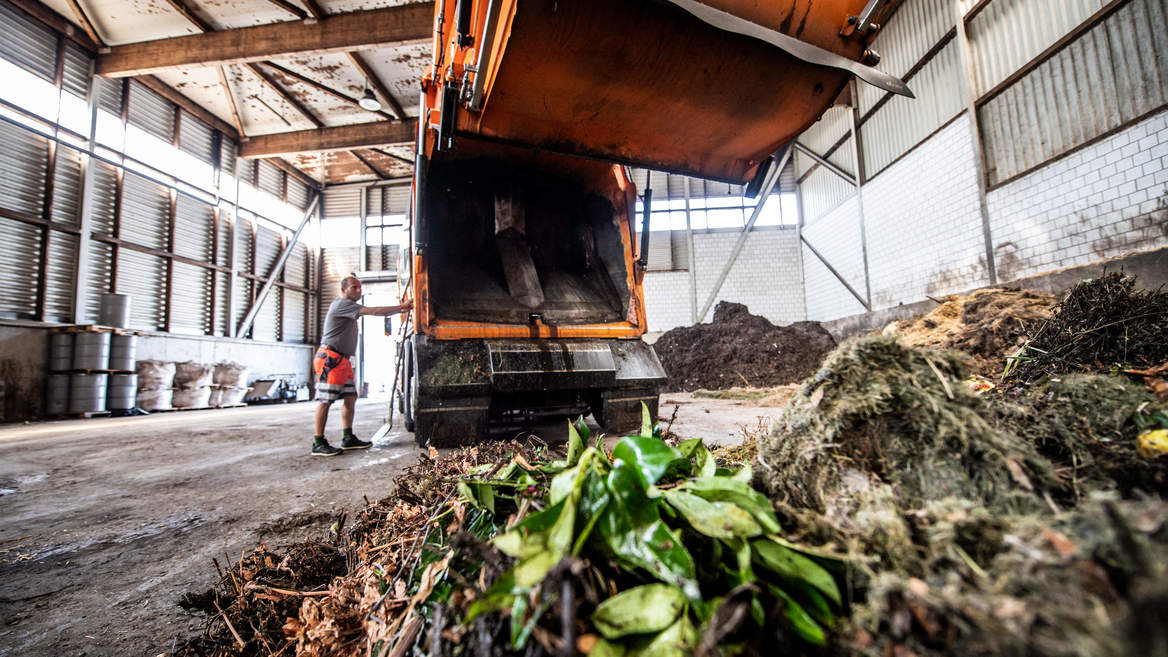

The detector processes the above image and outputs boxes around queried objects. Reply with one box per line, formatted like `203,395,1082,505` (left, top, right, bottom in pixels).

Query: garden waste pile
173,275,1166,657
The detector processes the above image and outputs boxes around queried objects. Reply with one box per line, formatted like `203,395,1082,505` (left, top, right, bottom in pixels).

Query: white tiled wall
987,110,1168,281
642,228,805,332
802,196,868,321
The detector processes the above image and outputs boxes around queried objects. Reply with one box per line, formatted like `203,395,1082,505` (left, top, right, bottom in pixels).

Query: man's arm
358,300,413,317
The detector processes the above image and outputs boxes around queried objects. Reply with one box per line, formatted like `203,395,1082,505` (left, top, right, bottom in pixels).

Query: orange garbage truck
399,0,909,446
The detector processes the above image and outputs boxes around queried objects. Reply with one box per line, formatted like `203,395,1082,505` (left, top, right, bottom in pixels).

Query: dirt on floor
653,301,836,392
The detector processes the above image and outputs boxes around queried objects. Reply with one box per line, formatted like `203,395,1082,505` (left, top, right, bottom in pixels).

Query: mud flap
598,387,660,435
414,395,491,447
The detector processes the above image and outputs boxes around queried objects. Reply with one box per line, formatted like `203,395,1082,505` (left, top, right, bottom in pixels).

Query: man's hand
359,300,413,317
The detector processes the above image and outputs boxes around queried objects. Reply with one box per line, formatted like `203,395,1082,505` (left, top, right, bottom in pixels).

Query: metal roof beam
97,3,433,77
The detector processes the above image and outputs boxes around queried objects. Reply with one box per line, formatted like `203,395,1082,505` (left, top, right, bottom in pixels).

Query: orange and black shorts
313,346,356,403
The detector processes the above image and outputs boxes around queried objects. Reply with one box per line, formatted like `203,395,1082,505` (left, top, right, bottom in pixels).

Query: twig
213,600,245,649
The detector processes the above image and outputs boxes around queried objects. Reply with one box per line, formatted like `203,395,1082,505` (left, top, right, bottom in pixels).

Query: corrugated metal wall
980,0,1168,185
0,7,319,340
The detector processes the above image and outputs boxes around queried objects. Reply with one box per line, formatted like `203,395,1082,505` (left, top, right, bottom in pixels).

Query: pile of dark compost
880,287,1055,378
653,301,836,392
1006,273,1168,383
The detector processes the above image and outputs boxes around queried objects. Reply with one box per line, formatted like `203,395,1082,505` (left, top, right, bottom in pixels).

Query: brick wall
987,109,1168,282
642,228,804,332
863,114,992,308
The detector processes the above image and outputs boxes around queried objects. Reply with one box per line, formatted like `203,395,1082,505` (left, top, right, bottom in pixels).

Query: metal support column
683,178,697,324
236,193,321,337
794,181,809,320
226,143,241,337
848,78,873,309
956,6,997,285
72,60,101,323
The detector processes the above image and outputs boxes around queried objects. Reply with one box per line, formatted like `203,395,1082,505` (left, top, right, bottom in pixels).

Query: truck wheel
403,340,417,435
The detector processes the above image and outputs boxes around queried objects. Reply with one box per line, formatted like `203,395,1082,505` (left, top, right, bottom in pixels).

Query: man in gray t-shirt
311,275,411,456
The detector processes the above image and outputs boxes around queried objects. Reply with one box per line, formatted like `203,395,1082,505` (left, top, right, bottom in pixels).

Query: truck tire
403,340,417,435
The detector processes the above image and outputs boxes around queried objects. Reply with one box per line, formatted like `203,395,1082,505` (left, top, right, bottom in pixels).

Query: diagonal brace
237,193,320,337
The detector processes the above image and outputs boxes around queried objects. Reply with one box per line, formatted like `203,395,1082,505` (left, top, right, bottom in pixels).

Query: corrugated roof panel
857,0,954,115
0,2,55,82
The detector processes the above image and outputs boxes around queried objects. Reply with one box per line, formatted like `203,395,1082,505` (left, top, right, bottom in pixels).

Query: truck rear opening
425,158,630,327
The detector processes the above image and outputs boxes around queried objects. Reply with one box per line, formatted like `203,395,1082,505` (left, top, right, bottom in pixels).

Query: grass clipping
756,336,1168,656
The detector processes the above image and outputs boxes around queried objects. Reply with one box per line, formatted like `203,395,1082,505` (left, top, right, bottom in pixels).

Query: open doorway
358,282,404,401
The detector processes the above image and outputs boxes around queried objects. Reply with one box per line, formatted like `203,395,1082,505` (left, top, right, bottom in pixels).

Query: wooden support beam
63,0,103,47
160,0,213,31
217,65,245,138
245,63,322,127
97,3,433,77
265,157,322,190
346,51,407,120
261,61,396,121
239,119,416,158
349,149,388,179
137,75,239,139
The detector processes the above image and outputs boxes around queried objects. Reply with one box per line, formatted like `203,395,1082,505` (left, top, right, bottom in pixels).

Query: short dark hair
341,275,361,291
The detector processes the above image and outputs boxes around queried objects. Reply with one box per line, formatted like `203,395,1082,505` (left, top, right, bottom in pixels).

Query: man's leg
311,348,343,456
315,400,331,436
341,394,356,430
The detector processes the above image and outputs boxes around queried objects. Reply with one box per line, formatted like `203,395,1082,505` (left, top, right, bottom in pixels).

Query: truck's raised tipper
399,0,910,446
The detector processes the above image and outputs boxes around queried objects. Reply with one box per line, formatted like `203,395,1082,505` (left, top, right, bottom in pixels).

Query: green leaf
572,470,611,555
751,539,841,607
638,615,698,657
787,580,835,628
677,439,716,479
767,584,826,645
590,637,627,657
492,499,565,558
458,481,496,514
592,584,687,639
612,435,687,487
574,415,592,444
512,550,559,588
641,402,653,438
567,419,585,466
663,491,762,539
682,478,781,534
731,462,752,485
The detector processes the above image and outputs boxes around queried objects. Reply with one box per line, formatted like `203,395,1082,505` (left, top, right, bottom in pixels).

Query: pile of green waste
756,336,1168,656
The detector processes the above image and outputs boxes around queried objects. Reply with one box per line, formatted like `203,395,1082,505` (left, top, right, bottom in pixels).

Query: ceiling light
359,88,381,112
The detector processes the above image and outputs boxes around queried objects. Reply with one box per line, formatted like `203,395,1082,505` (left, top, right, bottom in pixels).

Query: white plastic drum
49,333,74,372
107,373,138,410
73,332,111,370
100,293,132,328
45,373,70,415
69,373,108,413
109,334,137,371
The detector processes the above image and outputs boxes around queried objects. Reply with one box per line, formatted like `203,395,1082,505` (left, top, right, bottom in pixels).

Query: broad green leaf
465,569,517,622
549,463,582,506
612,435,687,487
492,499,565,558
751,539,841,606
787,580,835,628
512,550,559,588
638,615,698,657
592,584,686,639
572,470,611,555
767,534,848,566
509,594,528,648
574,415,592,444
567,419,585,466
767,584,826,645
682,478,781,534
641,402,653,438
590,637,627,657
663,491,762,539
458,481,496,514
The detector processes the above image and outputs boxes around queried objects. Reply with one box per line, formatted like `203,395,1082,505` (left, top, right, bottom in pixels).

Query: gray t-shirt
321,297,363,356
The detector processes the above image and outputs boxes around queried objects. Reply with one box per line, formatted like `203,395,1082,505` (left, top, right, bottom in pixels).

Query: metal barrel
69,373,108,413
107,373,138,410
45,374,71,415
73,332,111,370
99,293,132,328
49,333,74,372
109,334,138,371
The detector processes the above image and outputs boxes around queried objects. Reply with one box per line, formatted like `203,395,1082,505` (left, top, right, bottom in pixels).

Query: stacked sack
172,361,213,408
136,360,176,411
209,362,250,407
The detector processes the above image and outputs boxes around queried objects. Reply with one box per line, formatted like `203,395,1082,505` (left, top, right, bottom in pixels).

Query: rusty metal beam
260,61,397,121
97,4,433,77
262,0,308,20
371,147,413,166
160,0,213,31
239,119,417,158
346,51,407,120
245,62,322,127
349,149,389,179
62,0,103,47
217,65,245,137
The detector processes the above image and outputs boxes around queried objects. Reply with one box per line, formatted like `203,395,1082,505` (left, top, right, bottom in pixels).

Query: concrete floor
0,394,774,656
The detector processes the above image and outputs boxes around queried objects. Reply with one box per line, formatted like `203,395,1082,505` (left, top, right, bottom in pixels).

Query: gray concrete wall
0,320,314,421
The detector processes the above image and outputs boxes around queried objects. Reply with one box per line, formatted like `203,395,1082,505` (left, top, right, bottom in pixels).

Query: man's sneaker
312,440,343,457
341,434,372,450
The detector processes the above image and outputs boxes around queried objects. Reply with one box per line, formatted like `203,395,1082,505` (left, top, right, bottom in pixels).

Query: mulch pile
653,301,836,392
1005,273,1168,383
880,287,1055,378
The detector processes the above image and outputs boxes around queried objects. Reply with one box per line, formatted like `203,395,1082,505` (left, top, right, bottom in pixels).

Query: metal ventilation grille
0,2,55,82
283,290,307,343
179,111,215,164
120,172,170,250
0,119,48,218
116,248,167,330
45,232,77,322
61,43,90,101
51,146,83,227
0,217,40,318
127,81,175,145
174,195,214,262
89,161,119,235
84,240,113,322
170,261,211,334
